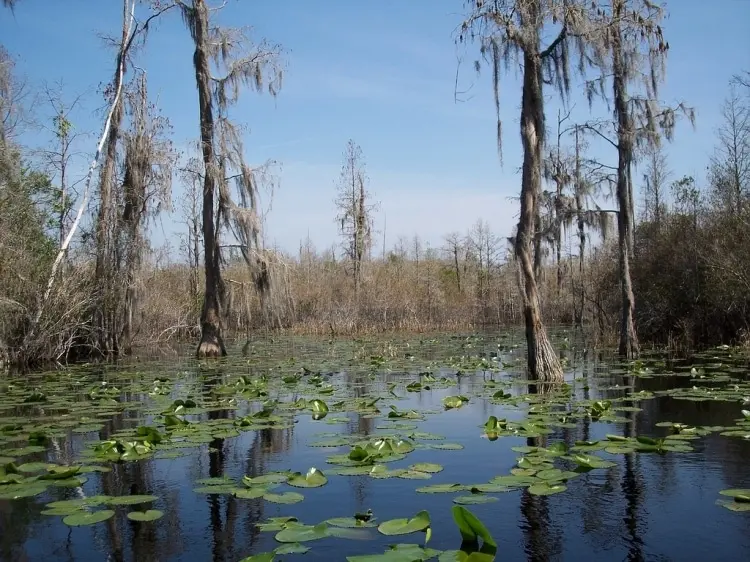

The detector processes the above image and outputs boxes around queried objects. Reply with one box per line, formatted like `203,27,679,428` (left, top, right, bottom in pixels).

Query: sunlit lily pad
378,510,431,536
287,467,328,488
275,522,330,543
63,510,115,526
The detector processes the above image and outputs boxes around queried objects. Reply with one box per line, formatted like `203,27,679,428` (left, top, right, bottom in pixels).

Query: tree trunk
613,0,639,358
574,128,585,328
516,45,563,382
192,0,226,357
93,0,130,357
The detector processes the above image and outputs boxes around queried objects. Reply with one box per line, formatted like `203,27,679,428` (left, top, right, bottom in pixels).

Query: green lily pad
264,491,304,504
243,473,290,486
452,495,499,505
287,467,328,488
106,495,158,506
378,510,431,536
238,553,275,562
528,482,567,496
451,505,496,548
63,510,115,526
274,543,311,555
127,510,164,522
416,483,466,494
716,499,750,512
347,544,441,561
719,489,750,501
408,463,443,473
275,522,330,543
326,517,378,528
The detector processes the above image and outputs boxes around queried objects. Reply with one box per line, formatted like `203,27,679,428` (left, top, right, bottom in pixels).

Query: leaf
263,491,304,504
106,495,158,506
127,510,164,522
274,543,310,555
416,483,466,494
451,505,496,548
235,487,267,499
326,517,378,528
452,495,499,505
310,399,329,420
378,510,431,537
443,396,469,409
275,522,330,543
528,482,567,496
438,551,496,561
719,489,750,502
256,516,299,532
408,463,443,473
243,473,290,486
238,553,275,562
287,467,328,488
63,510,115,526
716,499,750,512
347,543,441,561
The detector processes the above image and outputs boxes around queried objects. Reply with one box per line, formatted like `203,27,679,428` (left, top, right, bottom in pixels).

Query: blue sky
2,0,748,259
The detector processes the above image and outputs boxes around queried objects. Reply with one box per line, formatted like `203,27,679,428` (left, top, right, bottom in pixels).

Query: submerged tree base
529,321,564,383
196,325,226,358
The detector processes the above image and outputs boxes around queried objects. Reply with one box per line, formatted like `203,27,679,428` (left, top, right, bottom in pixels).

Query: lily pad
452,495,499,505
106,495,158,506
378,510,431,537
275,522,330,543
127,509,164,522
264,491,305,504
528,482,567,496
408,463,443,473
63,510,115,526
287,467,328,488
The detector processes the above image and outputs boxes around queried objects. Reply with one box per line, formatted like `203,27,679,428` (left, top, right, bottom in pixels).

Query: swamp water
1,331,749,562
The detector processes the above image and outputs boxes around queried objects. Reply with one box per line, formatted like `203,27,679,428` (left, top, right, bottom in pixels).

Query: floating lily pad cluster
2,334,750,560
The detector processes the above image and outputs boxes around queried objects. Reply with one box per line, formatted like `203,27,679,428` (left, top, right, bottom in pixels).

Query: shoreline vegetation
0,1,748,370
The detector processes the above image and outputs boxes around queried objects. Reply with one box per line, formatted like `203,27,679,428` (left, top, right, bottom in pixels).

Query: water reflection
1,333,750,561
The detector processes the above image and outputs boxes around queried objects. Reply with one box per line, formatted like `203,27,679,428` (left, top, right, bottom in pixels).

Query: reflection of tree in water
346,372,373,510
621,377,645,562
520,384,563,562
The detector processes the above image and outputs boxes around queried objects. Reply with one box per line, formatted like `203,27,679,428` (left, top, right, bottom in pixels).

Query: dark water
1,332,749,562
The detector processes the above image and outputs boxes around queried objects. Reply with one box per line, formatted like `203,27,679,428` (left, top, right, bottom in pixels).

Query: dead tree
334,139,376,294
459,0,589,381
176,0,285,357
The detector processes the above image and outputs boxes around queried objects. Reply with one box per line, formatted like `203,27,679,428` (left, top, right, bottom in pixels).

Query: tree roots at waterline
196,326,227,358
528,323,564,383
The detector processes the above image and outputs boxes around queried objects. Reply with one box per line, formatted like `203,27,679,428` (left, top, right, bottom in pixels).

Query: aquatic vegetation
1,333,749,559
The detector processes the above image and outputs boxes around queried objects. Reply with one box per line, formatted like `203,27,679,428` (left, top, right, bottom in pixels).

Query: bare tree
334,139,376,294
708,77,749,216
443,232,466,294
176,0,285,357
641,143,670,225
459,0,587,381
38,81,87,246
178,150,203,308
